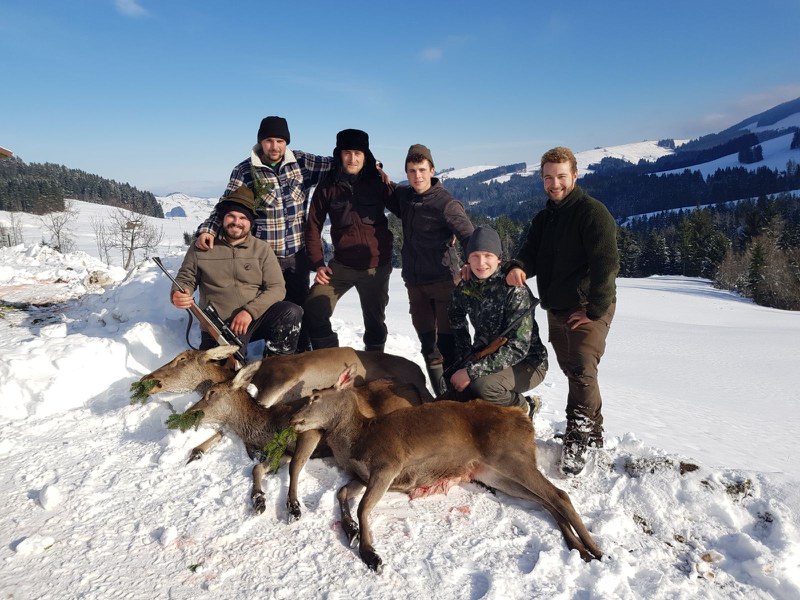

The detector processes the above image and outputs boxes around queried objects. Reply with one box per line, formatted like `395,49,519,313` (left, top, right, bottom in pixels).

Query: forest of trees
432,163,800,311
0,157,163,217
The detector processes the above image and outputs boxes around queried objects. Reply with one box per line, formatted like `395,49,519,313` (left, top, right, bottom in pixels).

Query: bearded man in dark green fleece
507,146,619,476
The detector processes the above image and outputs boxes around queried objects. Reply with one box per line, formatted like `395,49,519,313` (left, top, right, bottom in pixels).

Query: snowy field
1,200,799,599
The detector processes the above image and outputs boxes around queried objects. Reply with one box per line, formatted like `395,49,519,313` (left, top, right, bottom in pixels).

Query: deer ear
231,360,261,390
335,364,357,390
204,345,240,362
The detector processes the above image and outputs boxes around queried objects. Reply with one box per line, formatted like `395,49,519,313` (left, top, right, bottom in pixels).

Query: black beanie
335,129,370,153
257,116,290,144
217,185,257,222
466,226,502,258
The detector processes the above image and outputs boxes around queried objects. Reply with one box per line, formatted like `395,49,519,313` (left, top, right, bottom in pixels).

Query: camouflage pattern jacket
448,268,547,381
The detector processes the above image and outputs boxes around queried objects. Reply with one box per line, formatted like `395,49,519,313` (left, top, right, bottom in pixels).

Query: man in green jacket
507,147,619,475
172,186,303,358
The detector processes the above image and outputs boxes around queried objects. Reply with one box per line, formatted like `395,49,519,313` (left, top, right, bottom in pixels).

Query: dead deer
136,345,432,406
174,362,425,518
290,364,603,573
136,345,433,460
135,345,236,396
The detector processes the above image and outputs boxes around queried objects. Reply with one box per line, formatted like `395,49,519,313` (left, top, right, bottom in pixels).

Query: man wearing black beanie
195,116,334,352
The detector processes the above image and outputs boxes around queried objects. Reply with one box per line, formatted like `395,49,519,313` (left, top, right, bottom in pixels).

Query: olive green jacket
173,233,285,321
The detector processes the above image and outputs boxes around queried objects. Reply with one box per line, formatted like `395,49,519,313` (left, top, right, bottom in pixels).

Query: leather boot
426,363,446,396
310,333,339,350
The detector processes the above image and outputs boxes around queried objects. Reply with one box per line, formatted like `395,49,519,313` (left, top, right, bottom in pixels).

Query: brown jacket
172,233,285,321
305,174,394,271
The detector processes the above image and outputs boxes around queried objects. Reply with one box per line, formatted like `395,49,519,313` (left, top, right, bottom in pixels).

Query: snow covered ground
1,200,799,599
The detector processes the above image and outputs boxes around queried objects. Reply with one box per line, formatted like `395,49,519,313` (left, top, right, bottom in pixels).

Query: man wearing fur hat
194,116,334,351
385,144,474,394
447,226,548,414
174,185,303,357
303,129,394,351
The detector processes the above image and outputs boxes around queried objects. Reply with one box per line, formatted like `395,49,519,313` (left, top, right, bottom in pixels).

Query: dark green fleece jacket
510,185,618,319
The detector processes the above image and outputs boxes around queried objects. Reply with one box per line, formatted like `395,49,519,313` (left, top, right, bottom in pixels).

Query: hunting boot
524,395,542,420
560,417,599,476
310,333,339,350
426,363,446,396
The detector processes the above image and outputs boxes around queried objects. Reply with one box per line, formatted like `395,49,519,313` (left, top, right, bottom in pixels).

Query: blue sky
2,0,799,197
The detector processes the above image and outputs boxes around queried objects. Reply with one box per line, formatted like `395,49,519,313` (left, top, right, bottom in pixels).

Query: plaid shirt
198,147,332,258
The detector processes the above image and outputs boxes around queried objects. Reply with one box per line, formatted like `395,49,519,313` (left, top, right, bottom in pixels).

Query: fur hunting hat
217,185,257,222
257,116,290,144
335,128,370,154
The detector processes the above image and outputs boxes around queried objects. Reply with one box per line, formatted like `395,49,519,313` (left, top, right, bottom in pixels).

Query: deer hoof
187,449,204,464
341,519,360,546
252,492,266,514
361,548,383,574
286,500,302,522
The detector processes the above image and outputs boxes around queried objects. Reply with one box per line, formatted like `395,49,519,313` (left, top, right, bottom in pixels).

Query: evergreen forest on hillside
0,158,163,218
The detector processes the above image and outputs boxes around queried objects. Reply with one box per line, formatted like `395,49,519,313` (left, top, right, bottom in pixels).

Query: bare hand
459,264,471,281
314,265,333,285
171,290,193,309
567,309,591,330
506,267,526,287
377,163,390,185
450,368,471,392
195,232,215,250
230,310,253,336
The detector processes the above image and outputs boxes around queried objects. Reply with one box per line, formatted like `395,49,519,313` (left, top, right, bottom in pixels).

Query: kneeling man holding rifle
170,185,303,360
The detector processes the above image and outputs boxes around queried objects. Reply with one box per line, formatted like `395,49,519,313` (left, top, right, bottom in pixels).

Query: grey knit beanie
466,226,502,258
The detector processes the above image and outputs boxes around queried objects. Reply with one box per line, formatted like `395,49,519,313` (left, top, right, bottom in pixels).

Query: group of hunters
171,116,620,476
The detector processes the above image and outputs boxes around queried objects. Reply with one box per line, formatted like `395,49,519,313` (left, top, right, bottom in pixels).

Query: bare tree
89,214,113,265
106,208,164,270
39,199,79,253
8,211,24,245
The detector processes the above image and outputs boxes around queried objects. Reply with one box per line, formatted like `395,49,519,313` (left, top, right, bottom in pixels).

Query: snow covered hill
1,199,799,598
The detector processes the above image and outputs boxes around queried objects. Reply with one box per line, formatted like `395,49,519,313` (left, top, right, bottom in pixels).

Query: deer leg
251,461,269,514
187,431,224,463
337,479,366,546
478,461,602,561
285,429,323,521
356,468,398,574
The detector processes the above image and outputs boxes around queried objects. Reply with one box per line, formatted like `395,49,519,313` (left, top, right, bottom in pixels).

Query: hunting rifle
153,257,246,364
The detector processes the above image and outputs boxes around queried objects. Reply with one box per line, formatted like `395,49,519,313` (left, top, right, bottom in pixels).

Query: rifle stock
153,257,246,363
442,336,509,383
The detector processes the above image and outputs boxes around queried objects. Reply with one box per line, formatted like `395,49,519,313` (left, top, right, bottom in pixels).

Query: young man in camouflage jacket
447,226,548,414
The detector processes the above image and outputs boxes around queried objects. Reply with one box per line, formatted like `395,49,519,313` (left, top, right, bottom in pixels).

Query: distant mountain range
437,96,800,221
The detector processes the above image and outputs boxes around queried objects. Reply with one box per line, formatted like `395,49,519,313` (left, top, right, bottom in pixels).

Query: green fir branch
249,166,273,213
165,410,205,432
129,379,159,404
260,426,297,474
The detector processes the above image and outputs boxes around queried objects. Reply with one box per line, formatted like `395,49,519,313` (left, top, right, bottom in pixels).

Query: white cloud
420,47,444,62
114,0,149,18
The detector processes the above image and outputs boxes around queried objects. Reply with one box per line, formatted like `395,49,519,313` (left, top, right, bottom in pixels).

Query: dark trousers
405,279,457,368
547,303,615,432
200,300,303,358
279,252,312,352
303,260,392,350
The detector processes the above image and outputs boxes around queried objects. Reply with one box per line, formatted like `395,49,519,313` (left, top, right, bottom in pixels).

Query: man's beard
224,224,248,241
